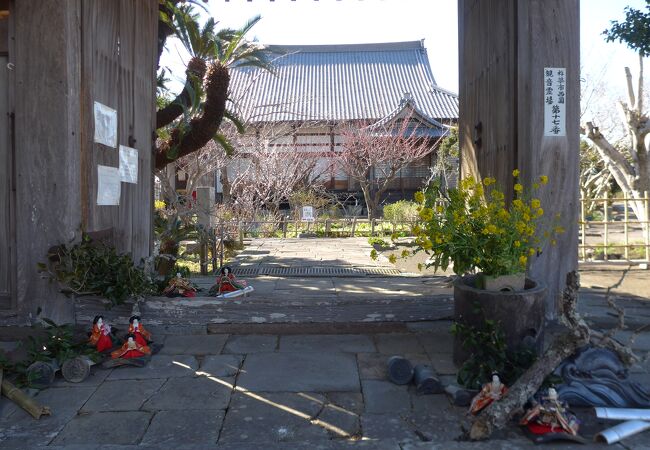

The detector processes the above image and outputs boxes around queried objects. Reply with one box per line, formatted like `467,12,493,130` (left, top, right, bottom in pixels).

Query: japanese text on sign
543,67,566,137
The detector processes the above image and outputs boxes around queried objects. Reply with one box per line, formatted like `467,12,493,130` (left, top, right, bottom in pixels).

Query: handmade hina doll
520,388,580,436
469,373,508,415
128,315,152,347
88,315,113,352
208,266,254,298
162,273,197,298
110,334,151,359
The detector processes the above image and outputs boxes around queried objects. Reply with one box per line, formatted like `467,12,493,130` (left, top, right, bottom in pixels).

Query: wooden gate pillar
459,0,580,318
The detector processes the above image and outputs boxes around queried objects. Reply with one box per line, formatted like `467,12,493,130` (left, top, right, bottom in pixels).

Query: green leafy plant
412,171,564,276
1,318,101,387
382,200,419,223
367,237,390,248
451,319,536,390
38,235,154,307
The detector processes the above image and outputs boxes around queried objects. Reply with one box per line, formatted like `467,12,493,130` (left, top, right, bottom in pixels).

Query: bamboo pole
580,192,586,261
623,197,630,259
1,378,51,419
604,191,609,260
641,191,650,264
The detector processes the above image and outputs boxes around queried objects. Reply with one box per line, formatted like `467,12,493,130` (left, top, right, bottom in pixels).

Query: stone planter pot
453,274,547,366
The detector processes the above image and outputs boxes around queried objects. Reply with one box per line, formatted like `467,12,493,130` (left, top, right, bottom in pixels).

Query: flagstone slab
199,354,243,377
361,380,410,414
140,410,224,446
51,411,152,446
360,413,419,442
159,334,228,355
218,392,328,444
313,403,360,438
238,352,360,392
223,335,277,354
279,334,376,353
374,333,425,355
81,379,165,412
106,355,198,380
0,386,97,447
142,375,233,411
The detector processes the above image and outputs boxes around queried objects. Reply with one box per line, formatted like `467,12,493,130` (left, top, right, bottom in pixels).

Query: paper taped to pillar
544,67,566,136
119,145,138,184
93,101,117,147
543,68,566,137
97,165,121,206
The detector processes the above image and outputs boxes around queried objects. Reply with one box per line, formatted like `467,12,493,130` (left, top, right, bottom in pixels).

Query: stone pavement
2,321,649,449
231,238,395,270
3,239,650,448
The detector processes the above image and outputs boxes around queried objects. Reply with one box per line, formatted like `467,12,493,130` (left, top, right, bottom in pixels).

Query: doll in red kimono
110,333,151,359
128,315,152,347
88,315,113,352
208,266,254,298
469,373,508,415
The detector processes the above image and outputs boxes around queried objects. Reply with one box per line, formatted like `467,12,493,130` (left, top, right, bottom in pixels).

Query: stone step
74,294,454,330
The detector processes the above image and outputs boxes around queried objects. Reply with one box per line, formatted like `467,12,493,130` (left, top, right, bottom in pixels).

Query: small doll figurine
88,315,113,352
128,315,152,347
469,373,508,415
520,388,580,436
110,333,151,359
208,266,254,298
162,272,197,298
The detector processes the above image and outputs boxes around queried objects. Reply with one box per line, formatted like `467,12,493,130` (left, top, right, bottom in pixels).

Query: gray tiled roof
228,40,459,123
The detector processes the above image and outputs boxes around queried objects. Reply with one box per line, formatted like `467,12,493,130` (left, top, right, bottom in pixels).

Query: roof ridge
266,41,425,53
429,84,459,98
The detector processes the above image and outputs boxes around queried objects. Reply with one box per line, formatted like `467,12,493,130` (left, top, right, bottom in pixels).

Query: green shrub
368,237,390,248
382,200,419,222
38,235,154,307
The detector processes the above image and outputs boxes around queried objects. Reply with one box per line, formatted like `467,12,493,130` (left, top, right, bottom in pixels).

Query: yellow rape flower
419,208,434,221
533,183,540,189
519,255,527,265
512,169,520,177
523,213,531,222
388,254,397,264
483,177,495,186
414,191,425,203
436,205,444,213
154,200,166,210
514,240,521,247
514,183,523,192
531,199,541,209
529,248,536,256
513,199,524,209
412,225,421,235
537,208,544,217
540,175,548,185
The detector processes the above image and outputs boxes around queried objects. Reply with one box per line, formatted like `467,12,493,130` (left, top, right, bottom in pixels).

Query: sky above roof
161,0,646,117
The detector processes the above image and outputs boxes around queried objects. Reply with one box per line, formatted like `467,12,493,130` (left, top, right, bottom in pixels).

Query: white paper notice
302,206,315,222
93,101,118,147
119,145,138,184
97,165,121,206
543,67,566,137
